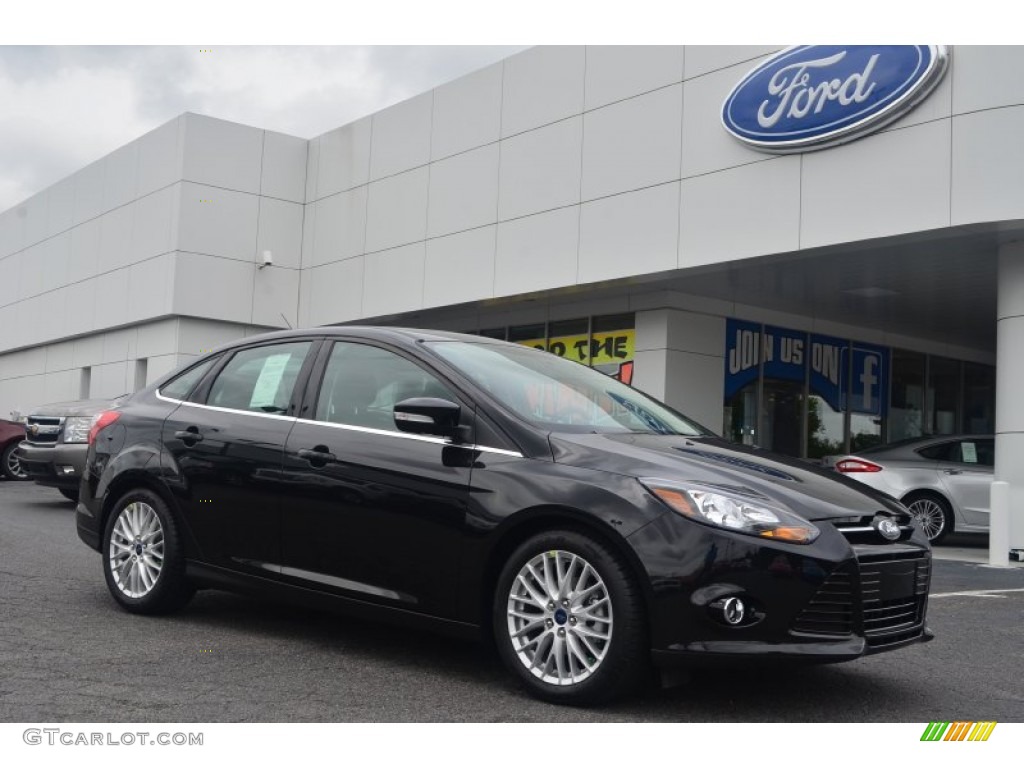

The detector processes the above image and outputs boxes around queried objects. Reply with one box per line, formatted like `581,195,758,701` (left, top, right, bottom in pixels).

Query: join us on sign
728,327,841,386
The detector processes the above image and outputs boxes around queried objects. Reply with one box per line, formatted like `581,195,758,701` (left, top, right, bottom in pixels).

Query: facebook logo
849,348,885,415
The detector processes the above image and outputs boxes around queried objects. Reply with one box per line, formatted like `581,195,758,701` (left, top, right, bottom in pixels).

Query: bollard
989,481,1010,568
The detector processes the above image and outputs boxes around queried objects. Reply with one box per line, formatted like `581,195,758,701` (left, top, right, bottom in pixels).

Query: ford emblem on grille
721,46,949,152
28,424,39,436
875,518,902,541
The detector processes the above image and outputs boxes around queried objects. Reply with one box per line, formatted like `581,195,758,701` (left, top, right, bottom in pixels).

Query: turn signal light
87,411,121,445
835,459,883,473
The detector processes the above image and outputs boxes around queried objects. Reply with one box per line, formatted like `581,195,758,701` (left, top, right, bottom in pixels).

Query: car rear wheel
102,488,194,614
903,492,954,544
493,530,648,705
59,488,79,502
1,440,28,480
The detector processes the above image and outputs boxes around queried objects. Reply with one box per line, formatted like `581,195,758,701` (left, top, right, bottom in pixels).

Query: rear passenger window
916,442,957,462
159,357,218,400
206,342,311,414
315,342,456,431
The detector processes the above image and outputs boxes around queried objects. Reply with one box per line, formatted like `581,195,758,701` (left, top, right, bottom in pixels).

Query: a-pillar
632,309,726,434
995,240,1024,558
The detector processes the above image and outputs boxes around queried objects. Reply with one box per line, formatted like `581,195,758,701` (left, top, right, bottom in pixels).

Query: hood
30,395,129,418
549,432,906,521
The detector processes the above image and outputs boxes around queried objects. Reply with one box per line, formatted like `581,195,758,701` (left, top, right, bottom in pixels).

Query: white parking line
930,587,1024,598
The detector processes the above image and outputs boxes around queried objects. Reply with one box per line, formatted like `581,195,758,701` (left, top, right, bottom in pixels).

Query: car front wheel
493,529,648,705
102,488,194,614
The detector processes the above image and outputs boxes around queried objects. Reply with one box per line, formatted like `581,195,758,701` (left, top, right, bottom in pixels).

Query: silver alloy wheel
109,501,165,599
907,498,945,540
5,443,27,479
506,550,613,686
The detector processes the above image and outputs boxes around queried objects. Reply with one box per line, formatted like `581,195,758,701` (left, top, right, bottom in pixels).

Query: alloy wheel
5,444,27,479
108,501,165,599
506,550,613,686
907,498,946,540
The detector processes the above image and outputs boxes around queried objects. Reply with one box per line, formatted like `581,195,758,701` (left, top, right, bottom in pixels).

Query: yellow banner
516,329,635,367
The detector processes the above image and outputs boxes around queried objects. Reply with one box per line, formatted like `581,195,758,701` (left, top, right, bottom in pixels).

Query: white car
826,435,994,543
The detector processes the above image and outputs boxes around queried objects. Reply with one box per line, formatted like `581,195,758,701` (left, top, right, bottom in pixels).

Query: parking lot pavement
2,479,1022,723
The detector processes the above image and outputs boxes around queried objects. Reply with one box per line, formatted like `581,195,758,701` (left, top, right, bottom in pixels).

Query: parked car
0,417,28,481
16,396,128,501
826,435,994,543
77,328,933,704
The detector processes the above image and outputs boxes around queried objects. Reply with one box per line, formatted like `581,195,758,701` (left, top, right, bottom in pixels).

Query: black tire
902,491,954,544
493,529,649,706
102,487,194,614
59,488,79,502
1,440,28,481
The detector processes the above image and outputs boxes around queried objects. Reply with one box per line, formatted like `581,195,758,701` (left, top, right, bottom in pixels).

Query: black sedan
76,327,933,704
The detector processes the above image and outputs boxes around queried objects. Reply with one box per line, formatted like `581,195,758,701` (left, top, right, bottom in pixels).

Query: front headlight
62,416,97,444
640,478,820,544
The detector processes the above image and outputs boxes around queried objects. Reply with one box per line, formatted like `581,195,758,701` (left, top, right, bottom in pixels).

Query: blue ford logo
722,46,949,152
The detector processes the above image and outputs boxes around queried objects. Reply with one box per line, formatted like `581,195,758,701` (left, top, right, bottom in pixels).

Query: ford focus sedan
76,327,933,704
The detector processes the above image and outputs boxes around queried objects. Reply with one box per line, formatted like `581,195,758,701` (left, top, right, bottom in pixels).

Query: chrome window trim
155,391,523,457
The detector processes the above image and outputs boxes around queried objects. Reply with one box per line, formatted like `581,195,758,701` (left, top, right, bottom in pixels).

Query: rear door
937,438,994,528
161,339,317,573
278,340,474,618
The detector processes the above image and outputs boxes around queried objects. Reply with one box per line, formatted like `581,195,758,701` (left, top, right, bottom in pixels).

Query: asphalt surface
1,479,1022,722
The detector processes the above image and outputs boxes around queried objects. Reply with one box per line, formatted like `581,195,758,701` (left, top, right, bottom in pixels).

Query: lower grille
791,549,930,645
859,551,930,648
792,564,854,636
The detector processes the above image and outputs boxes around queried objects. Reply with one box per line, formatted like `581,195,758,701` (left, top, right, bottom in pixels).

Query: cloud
0,45,524,210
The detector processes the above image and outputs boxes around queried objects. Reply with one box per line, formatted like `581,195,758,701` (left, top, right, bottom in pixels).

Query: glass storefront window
927,356,961,435
890,349,926,441
807,395,845,459
963,363,995,434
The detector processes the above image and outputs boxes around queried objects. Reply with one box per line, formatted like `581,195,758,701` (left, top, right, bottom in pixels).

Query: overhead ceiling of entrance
655,226,1005,353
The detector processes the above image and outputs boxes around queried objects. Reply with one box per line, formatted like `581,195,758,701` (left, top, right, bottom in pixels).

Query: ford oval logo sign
722,46,949,152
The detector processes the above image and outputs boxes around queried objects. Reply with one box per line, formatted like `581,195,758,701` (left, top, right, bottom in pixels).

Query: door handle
298,446,336,466
943,469,963,475
174,427,203,445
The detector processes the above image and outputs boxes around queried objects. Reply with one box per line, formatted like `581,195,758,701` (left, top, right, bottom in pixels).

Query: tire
903,492,954,544
1,440,28,481
102,487,194,614
59,488,79,502
493,529,649,706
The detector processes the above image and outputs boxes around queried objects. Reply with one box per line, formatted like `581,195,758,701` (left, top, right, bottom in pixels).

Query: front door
279,341,473,618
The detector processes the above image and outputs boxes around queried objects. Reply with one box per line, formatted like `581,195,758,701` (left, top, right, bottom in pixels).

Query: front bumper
627,510,934,666
15,441,88,490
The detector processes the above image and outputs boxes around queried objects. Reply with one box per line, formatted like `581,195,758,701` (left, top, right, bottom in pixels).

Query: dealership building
0,45,1022,550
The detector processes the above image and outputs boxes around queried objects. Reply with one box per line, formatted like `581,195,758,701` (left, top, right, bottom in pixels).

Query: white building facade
1,45,1022,548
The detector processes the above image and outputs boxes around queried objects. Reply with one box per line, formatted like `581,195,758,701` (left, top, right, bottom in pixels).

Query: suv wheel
493,530,648,705
1,440,28,480
59,488,79,502
102,488,194,614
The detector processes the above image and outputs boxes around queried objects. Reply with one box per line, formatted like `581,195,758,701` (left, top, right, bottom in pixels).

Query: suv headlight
63,416,97,444
640,478,820,544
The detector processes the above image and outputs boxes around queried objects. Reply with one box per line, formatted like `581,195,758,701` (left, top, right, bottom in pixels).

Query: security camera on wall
258,250,273,269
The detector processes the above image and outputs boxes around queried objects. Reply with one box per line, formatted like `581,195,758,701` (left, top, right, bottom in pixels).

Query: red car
0,418,28,480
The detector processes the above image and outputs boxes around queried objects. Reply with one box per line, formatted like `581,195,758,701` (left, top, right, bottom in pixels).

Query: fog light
710,596,748,626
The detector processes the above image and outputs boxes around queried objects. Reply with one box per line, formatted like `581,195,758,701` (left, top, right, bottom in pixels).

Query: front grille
792,564,854,636
791,548,930,646
25,416,63,445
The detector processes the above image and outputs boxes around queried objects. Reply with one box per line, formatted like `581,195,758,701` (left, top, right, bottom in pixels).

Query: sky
0,45,526,211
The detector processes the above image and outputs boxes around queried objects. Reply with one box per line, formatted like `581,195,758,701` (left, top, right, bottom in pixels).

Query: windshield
427,341,708,436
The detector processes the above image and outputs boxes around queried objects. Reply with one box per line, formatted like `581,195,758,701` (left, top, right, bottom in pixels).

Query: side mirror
394,397,462,439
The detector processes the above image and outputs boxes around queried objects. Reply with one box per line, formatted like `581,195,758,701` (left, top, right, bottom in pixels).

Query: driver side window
315,342,456,432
